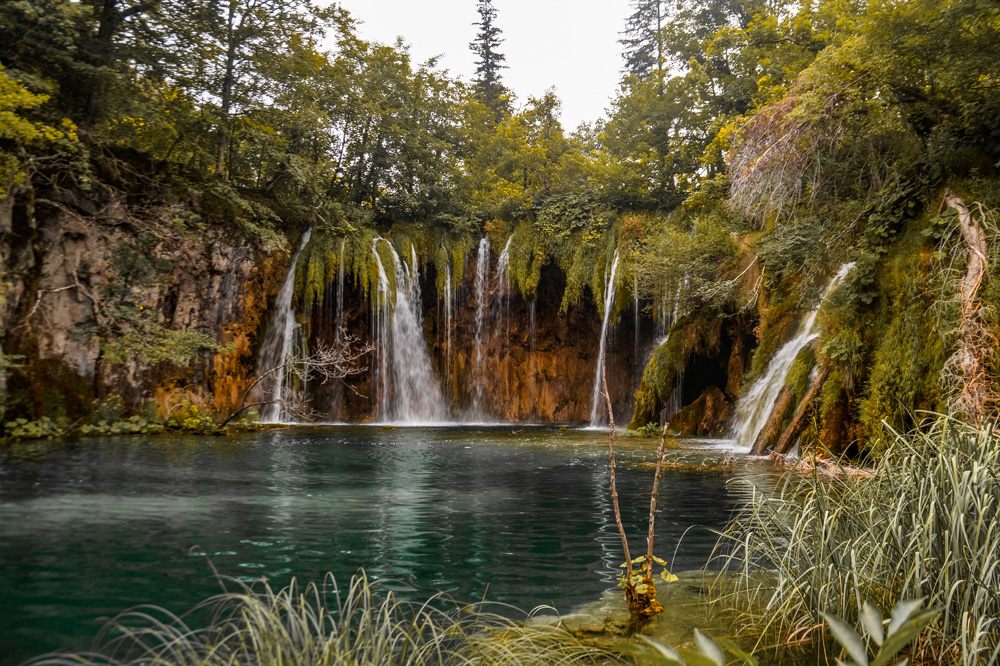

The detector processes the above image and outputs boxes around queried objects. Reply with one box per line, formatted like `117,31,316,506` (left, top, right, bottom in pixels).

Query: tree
619,0,665,81
469,0,510,121
160,0,335,176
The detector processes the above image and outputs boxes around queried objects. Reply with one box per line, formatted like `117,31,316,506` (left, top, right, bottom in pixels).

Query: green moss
857,213,947,442
628,311,724,429
785,345,816,400
508,221,546,300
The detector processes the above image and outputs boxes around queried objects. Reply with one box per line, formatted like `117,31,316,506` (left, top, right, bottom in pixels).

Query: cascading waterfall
443,256,452,399
733,263,855,449
589,251,621,426
334,237,346,342
634,274,641,354
494,235,513,348
470,237,491,414
371,238,447,423
256,229,312,423
647,277,685,424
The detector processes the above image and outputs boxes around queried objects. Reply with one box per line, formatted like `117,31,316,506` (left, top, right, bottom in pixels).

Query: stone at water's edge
531,571,735,650
670,386,731,436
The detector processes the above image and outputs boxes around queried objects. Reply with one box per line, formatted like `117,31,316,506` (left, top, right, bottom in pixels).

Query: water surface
0,427,762,664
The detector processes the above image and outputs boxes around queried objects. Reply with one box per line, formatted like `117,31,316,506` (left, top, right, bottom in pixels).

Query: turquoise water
0,427,758,664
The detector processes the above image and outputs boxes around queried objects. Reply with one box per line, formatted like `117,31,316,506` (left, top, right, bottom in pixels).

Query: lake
0,426,762,664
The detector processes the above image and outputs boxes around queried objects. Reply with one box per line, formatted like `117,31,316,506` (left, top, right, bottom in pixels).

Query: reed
25,573,612,666
714,416,1000,665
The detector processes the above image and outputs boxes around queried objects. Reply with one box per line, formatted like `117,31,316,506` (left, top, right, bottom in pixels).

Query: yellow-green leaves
0,64,78,193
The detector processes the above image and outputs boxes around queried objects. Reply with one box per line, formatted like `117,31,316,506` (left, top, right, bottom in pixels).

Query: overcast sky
328,0,633,131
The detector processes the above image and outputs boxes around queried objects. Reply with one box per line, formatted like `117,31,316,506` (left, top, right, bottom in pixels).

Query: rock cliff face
0,180,288,423
1,180,743,428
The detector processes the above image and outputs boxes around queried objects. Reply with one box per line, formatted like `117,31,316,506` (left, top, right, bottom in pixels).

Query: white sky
328,0,633,131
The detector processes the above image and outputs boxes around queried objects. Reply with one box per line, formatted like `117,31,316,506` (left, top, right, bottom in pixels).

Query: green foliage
79,416,164,436
0,63,79,192
618,554,679,593
2,416,66,441
824,599,940,666
166,401,218,433
24,571,611,666
716,417,1000,663
630,312,724,429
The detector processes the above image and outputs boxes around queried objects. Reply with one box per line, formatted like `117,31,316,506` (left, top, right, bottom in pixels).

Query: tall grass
25,573,614,666
714,417,1000,665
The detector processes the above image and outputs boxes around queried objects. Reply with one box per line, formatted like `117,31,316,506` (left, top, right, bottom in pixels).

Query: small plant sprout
618,554,679,594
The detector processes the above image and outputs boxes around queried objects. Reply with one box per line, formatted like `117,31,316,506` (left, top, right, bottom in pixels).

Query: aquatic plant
24,573,612,666
714,416,1000,665
600,358,678,624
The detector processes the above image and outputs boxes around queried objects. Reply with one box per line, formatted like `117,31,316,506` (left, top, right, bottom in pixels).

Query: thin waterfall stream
256,229,312,423
471,237,491,416
589,251,621,426
732,263,855,449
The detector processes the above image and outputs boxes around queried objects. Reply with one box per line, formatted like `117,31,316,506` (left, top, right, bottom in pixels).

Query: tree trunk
216,3,239,176
772,365,830,457
943,190,991,423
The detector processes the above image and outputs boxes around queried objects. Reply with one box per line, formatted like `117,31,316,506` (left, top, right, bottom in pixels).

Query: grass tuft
24,572,614,666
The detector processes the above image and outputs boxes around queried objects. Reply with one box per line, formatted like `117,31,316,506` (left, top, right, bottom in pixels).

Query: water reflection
0,428,778,665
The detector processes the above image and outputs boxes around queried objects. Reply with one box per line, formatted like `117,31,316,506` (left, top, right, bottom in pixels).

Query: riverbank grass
25,573,613,666
715,417,1000,665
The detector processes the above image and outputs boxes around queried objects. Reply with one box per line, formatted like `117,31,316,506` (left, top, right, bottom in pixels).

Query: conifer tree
469,0,509,121
619,0,665,80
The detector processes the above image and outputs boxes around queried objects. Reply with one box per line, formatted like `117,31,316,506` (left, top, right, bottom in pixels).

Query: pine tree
469,0,509,120
619,0,665,80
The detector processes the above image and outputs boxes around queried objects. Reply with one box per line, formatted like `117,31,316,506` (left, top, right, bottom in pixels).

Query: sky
329,0,633,131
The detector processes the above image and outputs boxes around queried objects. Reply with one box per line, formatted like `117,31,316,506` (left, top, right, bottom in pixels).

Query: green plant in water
79,416,164,436
24,572,613,666
167,401,219,433
619,554,679,592
2,417,66,441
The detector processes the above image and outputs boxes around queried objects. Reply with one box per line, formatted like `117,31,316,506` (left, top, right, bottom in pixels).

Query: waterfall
256,229,312,423
371,238,447,423
443,256,452,400
495,235,513,348
470,237,490,414
634,274,640,354
528,300,537,351
589,251,621,426
334,237,345,342
733,263,855,449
